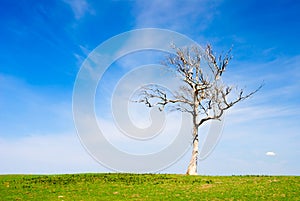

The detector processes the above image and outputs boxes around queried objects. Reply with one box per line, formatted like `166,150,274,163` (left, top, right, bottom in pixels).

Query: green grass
0,174,299,200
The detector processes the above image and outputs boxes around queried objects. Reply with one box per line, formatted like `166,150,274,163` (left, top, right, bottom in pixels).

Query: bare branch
135,44,262,135
134,84,194,113
204,44,233,80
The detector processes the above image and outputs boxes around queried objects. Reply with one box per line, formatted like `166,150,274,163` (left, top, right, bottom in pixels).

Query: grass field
0,173,299,200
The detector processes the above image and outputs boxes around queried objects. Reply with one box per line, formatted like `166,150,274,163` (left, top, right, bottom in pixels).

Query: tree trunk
186,127,199,175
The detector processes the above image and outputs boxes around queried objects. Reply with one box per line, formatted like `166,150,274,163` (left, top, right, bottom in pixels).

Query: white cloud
0,74,74,137
266,151,276,156
226,104,299,125
63,0,94,19
133,0,222,33
0,133,103,174
222,54,300,126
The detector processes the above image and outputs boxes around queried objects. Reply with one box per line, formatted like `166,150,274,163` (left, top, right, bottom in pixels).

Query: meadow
0,173,299,200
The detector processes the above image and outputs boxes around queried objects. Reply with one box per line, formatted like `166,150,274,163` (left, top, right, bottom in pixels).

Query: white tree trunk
186,126,199,175
186,92,200,176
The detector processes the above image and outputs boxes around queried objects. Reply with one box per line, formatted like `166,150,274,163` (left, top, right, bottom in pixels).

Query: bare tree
135,44,262,175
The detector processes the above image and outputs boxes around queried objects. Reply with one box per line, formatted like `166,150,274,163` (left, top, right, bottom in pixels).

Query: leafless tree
135,44,262,175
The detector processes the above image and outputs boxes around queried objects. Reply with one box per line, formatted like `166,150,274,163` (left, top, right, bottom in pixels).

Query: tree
135,44,262,175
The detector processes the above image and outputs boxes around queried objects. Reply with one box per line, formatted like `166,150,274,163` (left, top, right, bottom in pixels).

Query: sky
0,0,299,175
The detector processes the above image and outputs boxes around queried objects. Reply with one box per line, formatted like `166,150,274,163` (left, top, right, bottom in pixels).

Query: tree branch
134,84,194,113
135,44,262,130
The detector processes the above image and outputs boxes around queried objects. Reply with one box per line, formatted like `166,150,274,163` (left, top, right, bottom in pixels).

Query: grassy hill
0,173,299,200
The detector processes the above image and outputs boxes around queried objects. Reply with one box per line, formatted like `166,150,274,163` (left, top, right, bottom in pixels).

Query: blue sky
0,0,299,175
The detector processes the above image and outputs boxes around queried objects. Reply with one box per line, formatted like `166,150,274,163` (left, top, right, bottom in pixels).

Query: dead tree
135,44,261,175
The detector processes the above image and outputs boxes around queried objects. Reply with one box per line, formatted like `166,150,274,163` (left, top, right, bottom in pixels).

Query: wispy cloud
133,0,222,33
226,104,299,125
0,133,102,174
63,0,94,19
222,54,300,122
0,74,73,138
